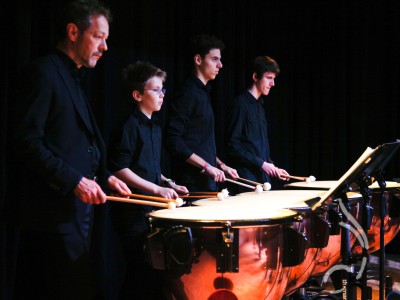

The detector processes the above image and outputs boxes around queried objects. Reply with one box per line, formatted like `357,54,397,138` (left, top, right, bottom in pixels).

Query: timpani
146,200,307,300
193,189,331,297
285,180,400,255
353,181,400,255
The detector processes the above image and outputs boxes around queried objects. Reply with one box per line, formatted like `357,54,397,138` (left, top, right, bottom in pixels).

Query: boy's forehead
145,76,163,86
263,71,276,77
206,48,221,57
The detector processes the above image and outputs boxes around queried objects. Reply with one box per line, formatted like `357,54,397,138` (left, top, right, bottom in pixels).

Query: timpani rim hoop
147,206,301,228
285,180,400,191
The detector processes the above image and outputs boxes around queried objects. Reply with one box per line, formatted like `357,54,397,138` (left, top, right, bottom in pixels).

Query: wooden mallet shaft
106,196,172,209
181,195,217,199
127,193,175,203
187,191,219,196
237,177,262,186
225,178,255,190
281,174,308,181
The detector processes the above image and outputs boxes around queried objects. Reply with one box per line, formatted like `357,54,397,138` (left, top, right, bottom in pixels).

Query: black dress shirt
166,75,217,191
108,108,162,229
226,90,273,184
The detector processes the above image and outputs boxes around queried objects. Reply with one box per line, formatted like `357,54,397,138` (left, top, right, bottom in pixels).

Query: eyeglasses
144,88,166,95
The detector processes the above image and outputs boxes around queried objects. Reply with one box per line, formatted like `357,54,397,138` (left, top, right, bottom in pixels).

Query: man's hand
73,177,106,205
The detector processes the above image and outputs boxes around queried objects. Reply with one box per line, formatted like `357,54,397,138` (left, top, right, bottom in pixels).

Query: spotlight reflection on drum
209,289,238,300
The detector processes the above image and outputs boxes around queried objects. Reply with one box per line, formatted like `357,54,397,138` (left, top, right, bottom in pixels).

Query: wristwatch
164,178,175,185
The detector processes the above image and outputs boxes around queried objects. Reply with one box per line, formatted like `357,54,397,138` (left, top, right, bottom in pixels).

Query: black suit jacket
12,52,109,233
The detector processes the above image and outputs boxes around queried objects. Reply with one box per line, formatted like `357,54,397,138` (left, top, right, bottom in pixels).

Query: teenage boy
166,34,238,192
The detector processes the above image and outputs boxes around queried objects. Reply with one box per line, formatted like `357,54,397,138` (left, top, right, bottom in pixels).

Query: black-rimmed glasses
144,88,166,95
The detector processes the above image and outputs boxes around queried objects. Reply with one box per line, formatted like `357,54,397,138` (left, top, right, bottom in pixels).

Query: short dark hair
122,61,166,93
252,56,280,80
56,0,112,41
190,34,225,59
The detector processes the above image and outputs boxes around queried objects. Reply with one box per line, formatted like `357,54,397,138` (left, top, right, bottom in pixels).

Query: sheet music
310,146,376,210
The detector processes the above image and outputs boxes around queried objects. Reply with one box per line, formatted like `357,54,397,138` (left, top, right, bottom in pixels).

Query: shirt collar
55,49,85,81
133,108,158,125
190,75,212,94
246,90,264,105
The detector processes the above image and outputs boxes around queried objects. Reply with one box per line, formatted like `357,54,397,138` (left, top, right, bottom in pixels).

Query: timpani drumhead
148,205,299,227
285,180,337,190
193,189,327,212
286,180,400,191
368,181,400,190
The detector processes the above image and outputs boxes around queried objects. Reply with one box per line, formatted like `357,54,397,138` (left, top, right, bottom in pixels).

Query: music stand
304,141,400,300
308,141,400,211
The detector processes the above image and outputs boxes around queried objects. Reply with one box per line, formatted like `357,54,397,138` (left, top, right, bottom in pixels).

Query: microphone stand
356,177,373,300
374,171,387,300
338,191,358,300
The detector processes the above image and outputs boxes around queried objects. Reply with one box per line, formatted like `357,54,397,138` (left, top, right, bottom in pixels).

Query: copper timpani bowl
146,191,318,300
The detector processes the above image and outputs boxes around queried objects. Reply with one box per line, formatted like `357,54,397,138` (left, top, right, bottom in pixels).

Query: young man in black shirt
166,34,238,192
226,56,289,194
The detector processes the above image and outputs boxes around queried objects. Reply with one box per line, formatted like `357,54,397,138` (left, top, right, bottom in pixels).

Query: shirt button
88,146,94,152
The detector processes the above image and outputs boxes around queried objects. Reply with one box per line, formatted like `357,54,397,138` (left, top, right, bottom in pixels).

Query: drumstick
281,175,308,181
237,177,261,186
237,177,271,191
126,193,183,206
127,193,173,202
106,196,176,209
186,191,219,196
281,175,316,182
183,189,230,201
181,195,217,199
225,178,262,192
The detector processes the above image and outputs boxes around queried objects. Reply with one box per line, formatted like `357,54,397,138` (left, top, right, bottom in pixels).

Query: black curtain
2,1,400,299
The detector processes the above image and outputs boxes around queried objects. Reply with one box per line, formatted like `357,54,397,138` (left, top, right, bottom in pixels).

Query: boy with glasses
108,61,188,299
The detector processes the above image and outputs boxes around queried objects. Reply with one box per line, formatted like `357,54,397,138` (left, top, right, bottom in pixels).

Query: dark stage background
2,1,400,299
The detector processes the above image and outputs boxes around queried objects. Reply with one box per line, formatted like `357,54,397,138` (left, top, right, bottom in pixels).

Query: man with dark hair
11,1,130,299
226,56,289,194
55,0,113,42
108,61,188,299
166,34,238,192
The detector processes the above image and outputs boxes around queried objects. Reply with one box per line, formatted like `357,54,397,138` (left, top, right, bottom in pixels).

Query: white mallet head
309,175,316,182
221,188,230,198
175,198,184,207
263,182,272,191
306,177,312,183
167,202,177,210
255,185,263,194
